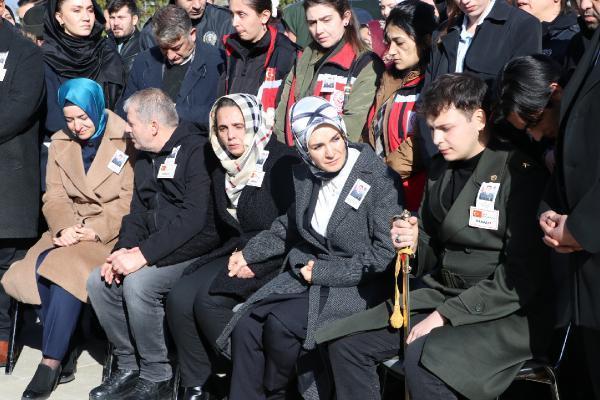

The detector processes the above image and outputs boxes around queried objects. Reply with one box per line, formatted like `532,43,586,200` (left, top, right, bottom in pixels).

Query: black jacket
426,0,541,92
108,29,143,75
139,3,233,51
564,18,596,80
117,42,224,130
115,122,219,266
0,21,43,239
543,28,600,328
218,27,298,111
185,136,299,300
542,11,580,66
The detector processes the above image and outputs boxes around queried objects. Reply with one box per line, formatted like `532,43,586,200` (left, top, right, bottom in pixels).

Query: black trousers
166,256,238,387
327,313,462,400
581,327,600,399
229,292,311,400
0,239,34,340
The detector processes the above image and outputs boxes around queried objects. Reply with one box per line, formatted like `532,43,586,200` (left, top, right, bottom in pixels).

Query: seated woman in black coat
166,93,299,400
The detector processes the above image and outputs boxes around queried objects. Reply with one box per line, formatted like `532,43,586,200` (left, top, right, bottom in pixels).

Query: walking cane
390,210,413,400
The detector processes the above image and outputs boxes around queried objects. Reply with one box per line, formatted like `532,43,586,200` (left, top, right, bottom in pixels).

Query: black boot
178,386,209,400
21,364,62,400
89,369,139,400
122,377,172,400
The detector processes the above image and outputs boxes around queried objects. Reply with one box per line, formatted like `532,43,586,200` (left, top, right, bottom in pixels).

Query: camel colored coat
1,110,135,304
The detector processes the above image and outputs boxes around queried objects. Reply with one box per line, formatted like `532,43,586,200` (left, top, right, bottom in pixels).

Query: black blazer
188,136,299,300
0,22,44,239
426,0,541,91
543,28,600,328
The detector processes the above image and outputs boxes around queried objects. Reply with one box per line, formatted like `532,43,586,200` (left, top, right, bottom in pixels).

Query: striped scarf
209,94,272,219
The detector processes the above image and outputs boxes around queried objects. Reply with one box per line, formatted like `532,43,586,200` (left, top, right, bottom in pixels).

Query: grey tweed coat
216,144,402,397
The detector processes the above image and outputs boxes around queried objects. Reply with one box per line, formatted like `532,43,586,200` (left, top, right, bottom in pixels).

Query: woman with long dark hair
219,0,298,128
274,0,384,143
42,0,125,135
364,1,437,212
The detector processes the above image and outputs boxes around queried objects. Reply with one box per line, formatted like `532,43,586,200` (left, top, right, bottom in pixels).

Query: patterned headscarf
289,96,349,180
57,78,107,141
209,94,272,219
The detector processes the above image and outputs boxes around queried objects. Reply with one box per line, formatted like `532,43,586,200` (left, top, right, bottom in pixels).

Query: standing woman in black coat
42,0,125,136
219,0,298,128
166,93,298,400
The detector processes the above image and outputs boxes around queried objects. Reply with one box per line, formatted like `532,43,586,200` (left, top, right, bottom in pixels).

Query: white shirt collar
460,0,496,39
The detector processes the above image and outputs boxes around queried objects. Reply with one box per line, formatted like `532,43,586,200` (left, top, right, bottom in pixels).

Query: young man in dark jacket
87,88,220,400
107,0,143,75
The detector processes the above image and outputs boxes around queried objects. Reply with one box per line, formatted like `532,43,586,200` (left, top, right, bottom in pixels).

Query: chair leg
102,342,114,382
5,299,21,375
544,367,560,400
172,365,181,400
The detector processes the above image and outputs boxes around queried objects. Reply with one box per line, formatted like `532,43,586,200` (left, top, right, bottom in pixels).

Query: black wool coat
185,136,300,301
542,27,600,329
0,21,44,239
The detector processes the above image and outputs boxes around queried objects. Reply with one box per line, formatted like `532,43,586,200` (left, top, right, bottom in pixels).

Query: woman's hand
228,251,248,277
406,311,446,344
300,260,315,284
74,226,99,242
53,225,82,247
390,216,418,251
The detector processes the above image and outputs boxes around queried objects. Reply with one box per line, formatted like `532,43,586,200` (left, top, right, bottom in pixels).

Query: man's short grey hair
152,5,192,46
123,88,179,128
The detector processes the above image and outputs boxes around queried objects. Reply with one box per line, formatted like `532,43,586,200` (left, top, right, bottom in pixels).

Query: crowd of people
0,0,599,399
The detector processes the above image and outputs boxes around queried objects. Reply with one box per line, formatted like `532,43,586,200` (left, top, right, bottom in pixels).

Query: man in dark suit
540,3,600,395
107,0,142,76
0,0,44,367
117,5,224,131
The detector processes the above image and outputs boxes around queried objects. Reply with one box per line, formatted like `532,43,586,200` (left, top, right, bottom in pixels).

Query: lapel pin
490,175,498,182
522,162,530,169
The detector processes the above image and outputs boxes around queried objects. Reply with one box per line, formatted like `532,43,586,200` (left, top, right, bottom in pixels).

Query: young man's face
428,105,487,161
109,6,138,38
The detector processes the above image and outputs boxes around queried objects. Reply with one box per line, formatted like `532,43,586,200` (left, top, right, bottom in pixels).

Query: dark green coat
317,142,554,399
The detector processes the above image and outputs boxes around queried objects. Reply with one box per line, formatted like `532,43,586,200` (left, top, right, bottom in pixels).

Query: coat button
464,247,472,254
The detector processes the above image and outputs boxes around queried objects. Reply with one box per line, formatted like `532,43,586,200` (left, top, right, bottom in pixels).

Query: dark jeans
35,250,82,360
166,256,238,388
229,292,311,400
327,313,461,400
0,239,34,341
87,259,194,382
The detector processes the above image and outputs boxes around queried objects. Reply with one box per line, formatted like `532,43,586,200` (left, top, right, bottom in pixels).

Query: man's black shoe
88,369,139,400
122,377,172,400
178,385,209,400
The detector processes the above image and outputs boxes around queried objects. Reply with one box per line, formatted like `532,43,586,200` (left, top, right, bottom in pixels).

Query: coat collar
560,27,600,123
292,144,379,252
429,144,510,242
53,110,129,201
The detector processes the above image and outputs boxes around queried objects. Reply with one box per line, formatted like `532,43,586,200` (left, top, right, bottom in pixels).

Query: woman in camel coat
1,78,135,398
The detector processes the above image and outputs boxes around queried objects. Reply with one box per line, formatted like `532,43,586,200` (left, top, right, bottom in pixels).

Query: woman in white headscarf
166,93,299,400
218,96,404,399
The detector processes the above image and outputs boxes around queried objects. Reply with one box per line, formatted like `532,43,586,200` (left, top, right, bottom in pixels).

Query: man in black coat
540,10,600,396
0,4,44,366
107,0,143,76
117,5,224,131
87,88,220,400
139,0,233,51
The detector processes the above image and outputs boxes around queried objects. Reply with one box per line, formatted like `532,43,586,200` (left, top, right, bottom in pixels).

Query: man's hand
540,211,582,253
53,225,82,247
300,260,314,284
390,216,418,251
110,247,147,276
100,261,123,285
406,311,446,344
236,266,256,279
228,251,248,277
74,226,99,242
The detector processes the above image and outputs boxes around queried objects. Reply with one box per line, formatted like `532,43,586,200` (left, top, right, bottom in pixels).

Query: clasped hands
539,210,582,253
100,247,148,285
227,251,315,284
53,224,98,247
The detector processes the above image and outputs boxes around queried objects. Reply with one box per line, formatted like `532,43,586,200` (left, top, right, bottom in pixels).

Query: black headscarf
42,0,124,85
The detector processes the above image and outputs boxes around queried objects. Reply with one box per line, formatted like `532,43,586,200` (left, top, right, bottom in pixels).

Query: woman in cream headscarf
166,93,299,400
